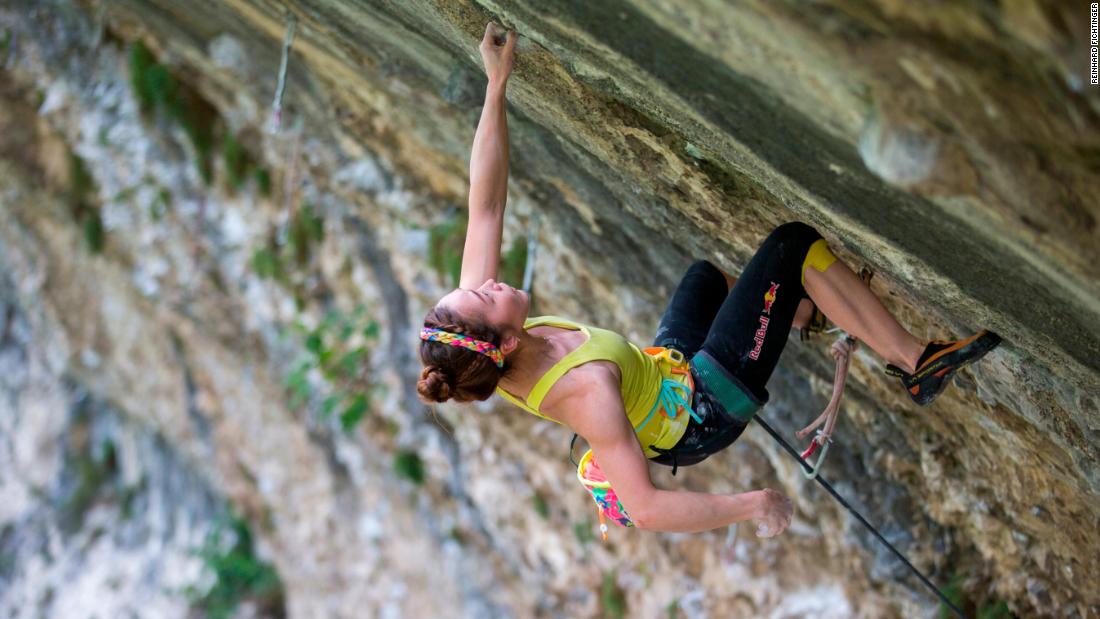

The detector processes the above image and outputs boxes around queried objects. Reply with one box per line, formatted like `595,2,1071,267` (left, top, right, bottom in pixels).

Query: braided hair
417,305,509,403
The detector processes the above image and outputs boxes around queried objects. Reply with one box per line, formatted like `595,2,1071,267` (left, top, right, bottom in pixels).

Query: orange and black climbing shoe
884,331,1002,406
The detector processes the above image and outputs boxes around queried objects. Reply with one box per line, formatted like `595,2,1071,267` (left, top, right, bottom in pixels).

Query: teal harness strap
690,351,763,422
635,378,702,433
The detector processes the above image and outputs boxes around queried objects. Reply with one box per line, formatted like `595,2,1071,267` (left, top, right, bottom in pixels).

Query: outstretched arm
559,371,793,535
459,23,517,290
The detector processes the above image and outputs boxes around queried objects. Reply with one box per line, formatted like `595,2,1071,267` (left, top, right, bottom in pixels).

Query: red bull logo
762,282,780,315
749,282,780,361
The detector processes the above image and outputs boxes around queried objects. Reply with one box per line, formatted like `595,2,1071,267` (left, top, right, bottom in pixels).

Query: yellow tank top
494,315,691,457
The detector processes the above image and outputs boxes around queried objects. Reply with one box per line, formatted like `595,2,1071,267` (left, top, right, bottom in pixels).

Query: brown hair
417,305,508,403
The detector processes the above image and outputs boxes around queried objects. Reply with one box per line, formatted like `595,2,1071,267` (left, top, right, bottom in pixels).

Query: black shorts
649,222,825,472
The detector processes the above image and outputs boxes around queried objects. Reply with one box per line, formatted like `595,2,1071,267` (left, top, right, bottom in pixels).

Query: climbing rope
752,414,967,619
522,212,541,293
269,12,297,134
274,115,305,249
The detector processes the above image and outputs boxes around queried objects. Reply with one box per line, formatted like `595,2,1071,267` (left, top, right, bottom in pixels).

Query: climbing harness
269,12,297,134
635,347,701,432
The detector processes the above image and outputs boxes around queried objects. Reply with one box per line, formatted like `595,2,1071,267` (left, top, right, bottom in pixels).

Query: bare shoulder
538,361,623,428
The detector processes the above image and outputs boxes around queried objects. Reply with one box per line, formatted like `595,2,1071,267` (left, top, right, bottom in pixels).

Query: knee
686,259,725,282
761,222,825,261
688,260,733,291
767,221,821,245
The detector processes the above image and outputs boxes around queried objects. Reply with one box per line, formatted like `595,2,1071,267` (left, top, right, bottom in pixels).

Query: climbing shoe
885,330,1002,406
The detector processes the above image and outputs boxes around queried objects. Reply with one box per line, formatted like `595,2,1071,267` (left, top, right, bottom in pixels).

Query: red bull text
749,282,780,360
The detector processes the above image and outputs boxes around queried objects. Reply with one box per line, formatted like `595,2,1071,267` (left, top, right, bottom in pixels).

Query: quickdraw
796,334,854,479
795,268,872,479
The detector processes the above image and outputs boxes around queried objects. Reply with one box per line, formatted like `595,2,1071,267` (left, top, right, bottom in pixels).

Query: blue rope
636,378,702,433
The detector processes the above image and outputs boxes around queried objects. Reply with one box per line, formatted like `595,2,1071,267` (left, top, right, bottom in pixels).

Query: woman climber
417,23,1001,537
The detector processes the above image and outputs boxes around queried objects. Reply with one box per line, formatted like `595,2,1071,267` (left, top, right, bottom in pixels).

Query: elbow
631,512,653,531
624,496,658,531
470,199,506,216
631,509,665,532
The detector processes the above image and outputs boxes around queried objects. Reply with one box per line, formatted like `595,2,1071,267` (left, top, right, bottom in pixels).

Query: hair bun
418,365,456,403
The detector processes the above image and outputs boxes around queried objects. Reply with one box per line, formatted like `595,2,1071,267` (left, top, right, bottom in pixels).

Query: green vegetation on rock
940,574,1016,619
58,439,118,534
221,132,248,190
393,450,425,485
572,521,595,546
82,216,105,254
289,203,325,267
531,491,550,520
250,246,284,282
0,524,14,581
185,516,284,619
498,235,527,288
600,570,627,619
285,305,380,433
129,41,254,187
428,209,467,287
250,203,327,309
253,167,272,197
66,152,105,254
221,132,269,194
149,187,171,222
428,209,528,288
252,204,324,276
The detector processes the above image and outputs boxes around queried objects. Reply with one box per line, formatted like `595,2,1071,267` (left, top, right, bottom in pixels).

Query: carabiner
800,431,832,480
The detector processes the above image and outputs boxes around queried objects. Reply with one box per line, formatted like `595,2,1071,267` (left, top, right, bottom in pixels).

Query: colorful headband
420,327,505,368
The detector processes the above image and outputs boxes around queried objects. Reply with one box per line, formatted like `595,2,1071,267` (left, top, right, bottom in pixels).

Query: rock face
0,1,1097,618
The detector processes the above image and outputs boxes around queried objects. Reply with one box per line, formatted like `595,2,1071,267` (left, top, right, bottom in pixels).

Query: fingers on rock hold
483,22,506,46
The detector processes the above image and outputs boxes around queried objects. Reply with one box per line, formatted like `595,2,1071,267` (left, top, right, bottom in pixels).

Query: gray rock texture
0,0,1097,617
